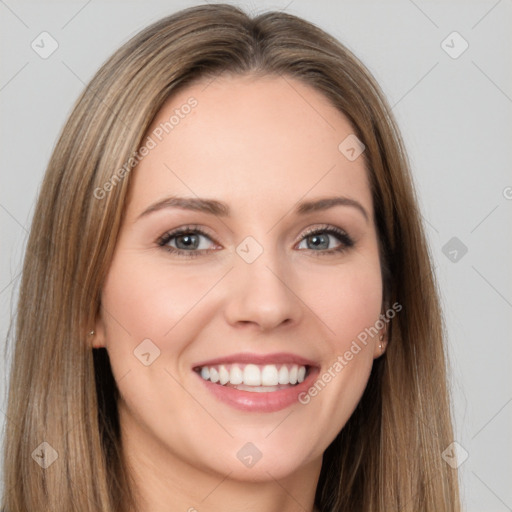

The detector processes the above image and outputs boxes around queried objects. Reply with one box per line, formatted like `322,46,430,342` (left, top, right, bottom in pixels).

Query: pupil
176,234,198,250
309,234,328,250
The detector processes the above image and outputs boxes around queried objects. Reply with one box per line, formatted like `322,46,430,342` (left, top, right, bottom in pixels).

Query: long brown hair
2,4,460,511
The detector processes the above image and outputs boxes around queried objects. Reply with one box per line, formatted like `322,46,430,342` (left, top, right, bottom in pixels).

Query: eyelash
157,225,218,259
299,225,354,256
157,224,354,258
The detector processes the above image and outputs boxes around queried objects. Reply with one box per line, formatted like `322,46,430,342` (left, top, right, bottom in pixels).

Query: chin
197,437,320,483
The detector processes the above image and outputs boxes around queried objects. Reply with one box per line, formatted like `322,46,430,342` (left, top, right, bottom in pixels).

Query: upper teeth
199,363,307,386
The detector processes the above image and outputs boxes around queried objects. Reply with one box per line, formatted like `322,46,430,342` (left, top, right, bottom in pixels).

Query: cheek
101,254,219,344
304,258,383,346
273,256,383,454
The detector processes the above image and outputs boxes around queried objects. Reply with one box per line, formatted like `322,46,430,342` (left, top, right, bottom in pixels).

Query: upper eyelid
158,225,216,243
299,224,348,238
158,224,352,248
297,226,354,248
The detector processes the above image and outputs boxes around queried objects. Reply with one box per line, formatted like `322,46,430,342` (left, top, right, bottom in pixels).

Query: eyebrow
137,195,369,222
296,196,368,221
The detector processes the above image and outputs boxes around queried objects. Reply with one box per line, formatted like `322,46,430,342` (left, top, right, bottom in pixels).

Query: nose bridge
223,235,302,330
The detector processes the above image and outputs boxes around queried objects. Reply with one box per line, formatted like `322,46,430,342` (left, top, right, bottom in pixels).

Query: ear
89,308,107,349
372,328,387,359
373,299,390,359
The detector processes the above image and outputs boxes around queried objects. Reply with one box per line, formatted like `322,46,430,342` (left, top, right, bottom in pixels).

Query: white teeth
289,365,298,385
229,365,243,385
219,365,230,385
261,365,279,386
278,365,289,384
209,367,219,383
243,364,261,386
197,362,309,388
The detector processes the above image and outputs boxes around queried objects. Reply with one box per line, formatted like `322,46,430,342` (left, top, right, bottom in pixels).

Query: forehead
126,74,372,220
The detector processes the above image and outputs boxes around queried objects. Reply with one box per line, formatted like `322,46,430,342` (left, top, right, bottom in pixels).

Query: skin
94,74,387,512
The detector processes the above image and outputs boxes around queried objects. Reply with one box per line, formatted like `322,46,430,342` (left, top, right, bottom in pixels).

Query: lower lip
196,368,319,412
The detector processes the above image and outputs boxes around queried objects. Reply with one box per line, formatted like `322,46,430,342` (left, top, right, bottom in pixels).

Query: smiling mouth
194,363,311,392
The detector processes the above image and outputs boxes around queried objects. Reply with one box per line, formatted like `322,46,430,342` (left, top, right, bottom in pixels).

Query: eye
157,225,219,258
296,225,354,255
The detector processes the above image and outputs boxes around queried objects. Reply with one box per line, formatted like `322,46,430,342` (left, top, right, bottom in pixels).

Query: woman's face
96,74,384,483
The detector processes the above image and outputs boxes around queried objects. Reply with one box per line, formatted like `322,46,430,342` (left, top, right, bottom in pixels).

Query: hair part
3,4,460,511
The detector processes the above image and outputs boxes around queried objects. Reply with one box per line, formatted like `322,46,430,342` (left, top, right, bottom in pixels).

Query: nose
223,247,304,332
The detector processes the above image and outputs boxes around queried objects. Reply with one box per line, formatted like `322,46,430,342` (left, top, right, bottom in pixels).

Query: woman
2,4,461,511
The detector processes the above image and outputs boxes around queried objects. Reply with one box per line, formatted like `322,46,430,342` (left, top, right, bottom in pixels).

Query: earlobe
89,314,106,348
373,331,387,359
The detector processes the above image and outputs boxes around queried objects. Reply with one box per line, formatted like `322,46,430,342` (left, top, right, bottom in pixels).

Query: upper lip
192,352,319,369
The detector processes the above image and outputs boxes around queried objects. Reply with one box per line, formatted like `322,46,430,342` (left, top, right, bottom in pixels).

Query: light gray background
1,1,511,510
